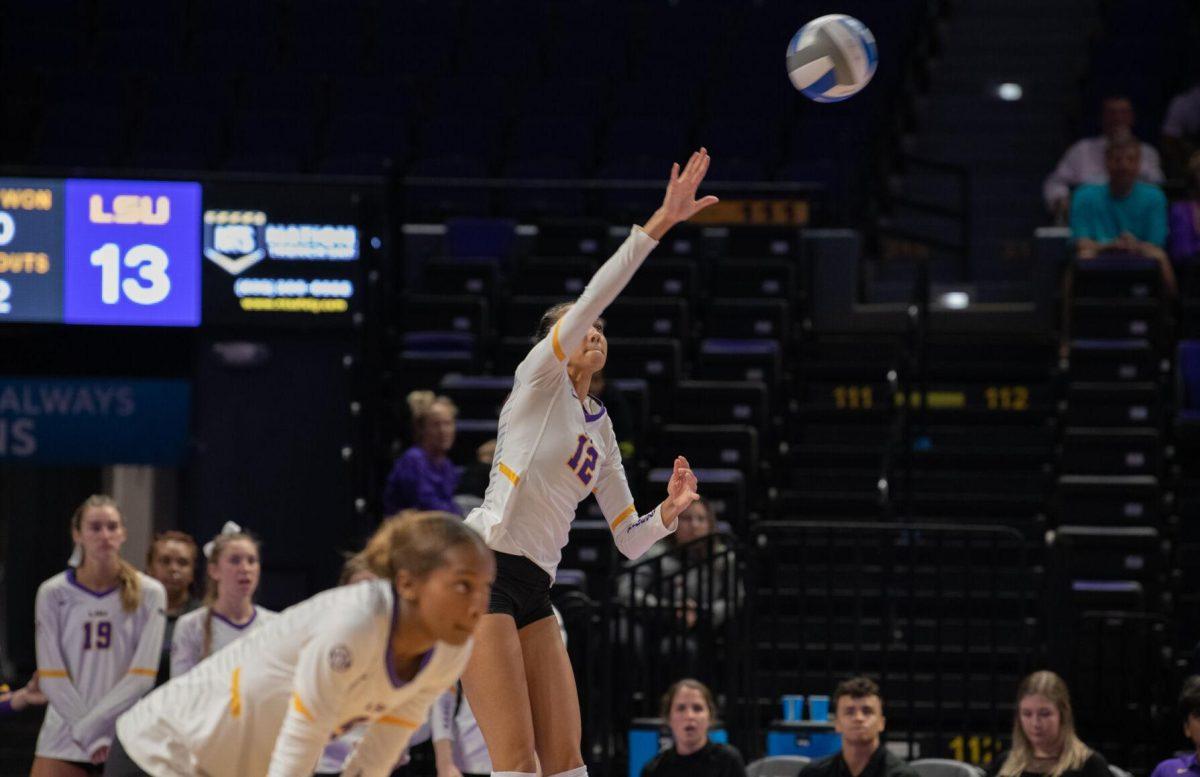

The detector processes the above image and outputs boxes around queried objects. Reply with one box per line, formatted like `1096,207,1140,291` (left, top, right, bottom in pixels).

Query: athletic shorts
45,762,103,776
103,735,152,777
488,552,554,628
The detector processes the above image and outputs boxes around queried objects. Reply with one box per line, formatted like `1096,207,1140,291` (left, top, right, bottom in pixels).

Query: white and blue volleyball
786,14,878,102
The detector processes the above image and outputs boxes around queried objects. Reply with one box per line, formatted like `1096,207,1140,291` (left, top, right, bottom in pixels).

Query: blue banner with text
0,377,191,464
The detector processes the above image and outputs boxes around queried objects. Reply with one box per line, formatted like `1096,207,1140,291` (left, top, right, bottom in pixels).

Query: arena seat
515,256,598,297
400,294,490,344
910,759,986,777
623,259,699,299
1068,340,1158,383
695,339,783,388
710,259,797,300
747,756,811,777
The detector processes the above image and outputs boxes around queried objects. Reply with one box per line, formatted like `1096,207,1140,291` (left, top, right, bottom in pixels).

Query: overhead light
997,82,1023,101
939,291,970,309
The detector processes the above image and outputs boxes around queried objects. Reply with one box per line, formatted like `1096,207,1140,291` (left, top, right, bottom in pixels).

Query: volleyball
786,14,878,102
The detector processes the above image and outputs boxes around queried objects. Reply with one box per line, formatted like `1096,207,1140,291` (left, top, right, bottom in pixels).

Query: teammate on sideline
462,148,716,777
33,495,168,776
170,522,277,678
107,511,495,777
144,530,200,686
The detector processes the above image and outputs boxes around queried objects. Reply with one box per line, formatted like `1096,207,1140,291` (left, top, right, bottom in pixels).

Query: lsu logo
88,194,170,225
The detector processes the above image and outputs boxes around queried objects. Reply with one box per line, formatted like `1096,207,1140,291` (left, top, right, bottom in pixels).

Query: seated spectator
1070,136,1175,294
988,671,1110,777
641,678,746,777
0,673,47,717
1045,95,1164,220
799,677,918,777
620,497,737,628
1150,676,1200,777
383,390,461,516
1169,152,1200,266
1162,81,1200,179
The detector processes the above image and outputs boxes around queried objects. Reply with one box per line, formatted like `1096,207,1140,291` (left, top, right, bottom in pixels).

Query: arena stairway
889,0,1098,280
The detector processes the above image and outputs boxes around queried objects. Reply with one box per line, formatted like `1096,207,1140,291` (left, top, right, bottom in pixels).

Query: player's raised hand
660,455,700,527
642,148,719,239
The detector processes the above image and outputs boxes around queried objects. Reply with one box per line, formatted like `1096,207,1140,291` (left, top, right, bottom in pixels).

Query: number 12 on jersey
566,434,598,486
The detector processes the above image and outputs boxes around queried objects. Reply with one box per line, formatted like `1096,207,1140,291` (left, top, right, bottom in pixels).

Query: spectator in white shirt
1162,82,1200,179
1044,95,1164,220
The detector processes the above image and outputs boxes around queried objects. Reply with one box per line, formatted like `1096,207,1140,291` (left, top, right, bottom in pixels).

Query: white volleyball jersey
170,605,278,678
117,578,472,777
34,568,167,760
466,227,677,577
431,687,491,774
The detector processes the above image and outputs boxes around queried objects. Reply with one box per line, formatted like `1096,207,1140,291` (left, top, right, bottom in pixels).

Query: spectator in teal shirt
1070,135,1175,295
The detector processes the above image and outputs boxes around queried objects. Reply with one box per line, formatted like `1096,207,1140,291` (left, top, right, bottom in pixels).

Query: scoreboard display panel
63,178,202,326
200,181,361,327
0,176,365,328
0,179,65,322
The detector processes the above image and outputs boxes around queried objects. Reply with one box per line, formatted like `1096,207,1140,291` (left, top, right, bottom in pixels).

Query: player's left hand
661,455,700,526
643,149,719,239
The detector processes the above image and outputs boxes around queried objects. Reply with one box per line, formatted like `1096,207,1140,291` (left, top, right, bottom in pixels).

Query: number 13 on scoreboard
64,179,201,327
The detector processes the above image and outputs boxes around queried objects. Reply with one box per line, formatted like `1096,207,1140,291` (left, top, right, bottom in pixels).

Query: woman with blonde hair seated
989,671,1111,777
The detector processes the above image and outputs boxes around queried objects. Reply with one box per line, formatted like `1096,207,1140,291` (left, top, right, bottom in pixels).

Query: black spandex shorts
101,734,152,777
488,551,554,628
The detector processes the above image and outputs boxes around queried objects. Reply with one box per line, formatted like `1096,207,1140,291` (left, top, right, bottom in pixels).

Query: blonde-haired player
170,522,277,678
33,494,167,776
106,511,495,777
462,148,715,777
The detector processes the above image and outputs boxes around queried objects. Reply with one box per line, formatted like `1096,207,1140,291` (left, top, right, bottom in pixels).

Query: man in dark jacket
799,677,919,777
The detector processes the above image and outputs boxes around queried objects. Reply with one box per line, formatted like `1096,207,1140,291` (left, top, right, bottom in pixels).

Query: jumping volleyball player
106,512,495,777
463,148,717,777
33,495,168,776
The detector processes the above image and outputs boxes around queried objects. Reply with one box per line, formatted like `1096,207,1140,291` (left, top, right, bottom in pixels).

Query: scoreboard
0,176,365,328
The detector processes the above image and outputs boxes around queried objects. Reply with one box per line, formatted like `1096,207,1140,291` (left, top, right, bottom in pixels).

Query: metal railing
584,533,746,774
1065,611,1174,777
744,521,1035,767
579,522,1041,774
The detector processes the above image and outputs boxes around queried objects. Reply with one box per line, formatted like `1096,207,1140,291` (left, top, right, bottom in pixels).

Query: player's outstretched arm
641,147,720,240
518,149,718,385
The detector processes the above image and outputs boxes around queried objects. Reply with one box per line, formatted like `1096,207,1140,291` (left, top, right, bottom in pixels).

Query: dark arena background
2,0,1200,776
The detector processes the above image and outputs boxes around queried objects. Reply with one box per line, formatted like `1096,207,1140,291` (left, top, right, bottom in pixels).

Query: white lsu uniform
466,226,677,578
117,578,472,777
431,687,491,774
170,604,278,678
34,568,167,760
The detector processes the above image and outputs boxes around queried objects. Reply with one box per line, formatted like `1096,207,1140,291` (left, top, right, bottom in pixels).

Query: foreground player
108,511,495,777
462,149,715,777
170,522,276,677
33,495,167,776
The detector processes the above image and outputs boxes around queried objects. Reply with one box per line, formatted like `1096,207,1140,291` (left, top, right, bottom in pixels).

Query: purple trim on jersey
0,697,13,717
583,396,607,423
65,567,119,598
210,606,258,630
384,588,435,688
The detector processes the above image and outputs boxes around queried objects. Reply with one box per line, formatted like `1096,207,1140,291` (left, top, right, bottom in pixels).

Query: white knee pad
547,767,589,777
